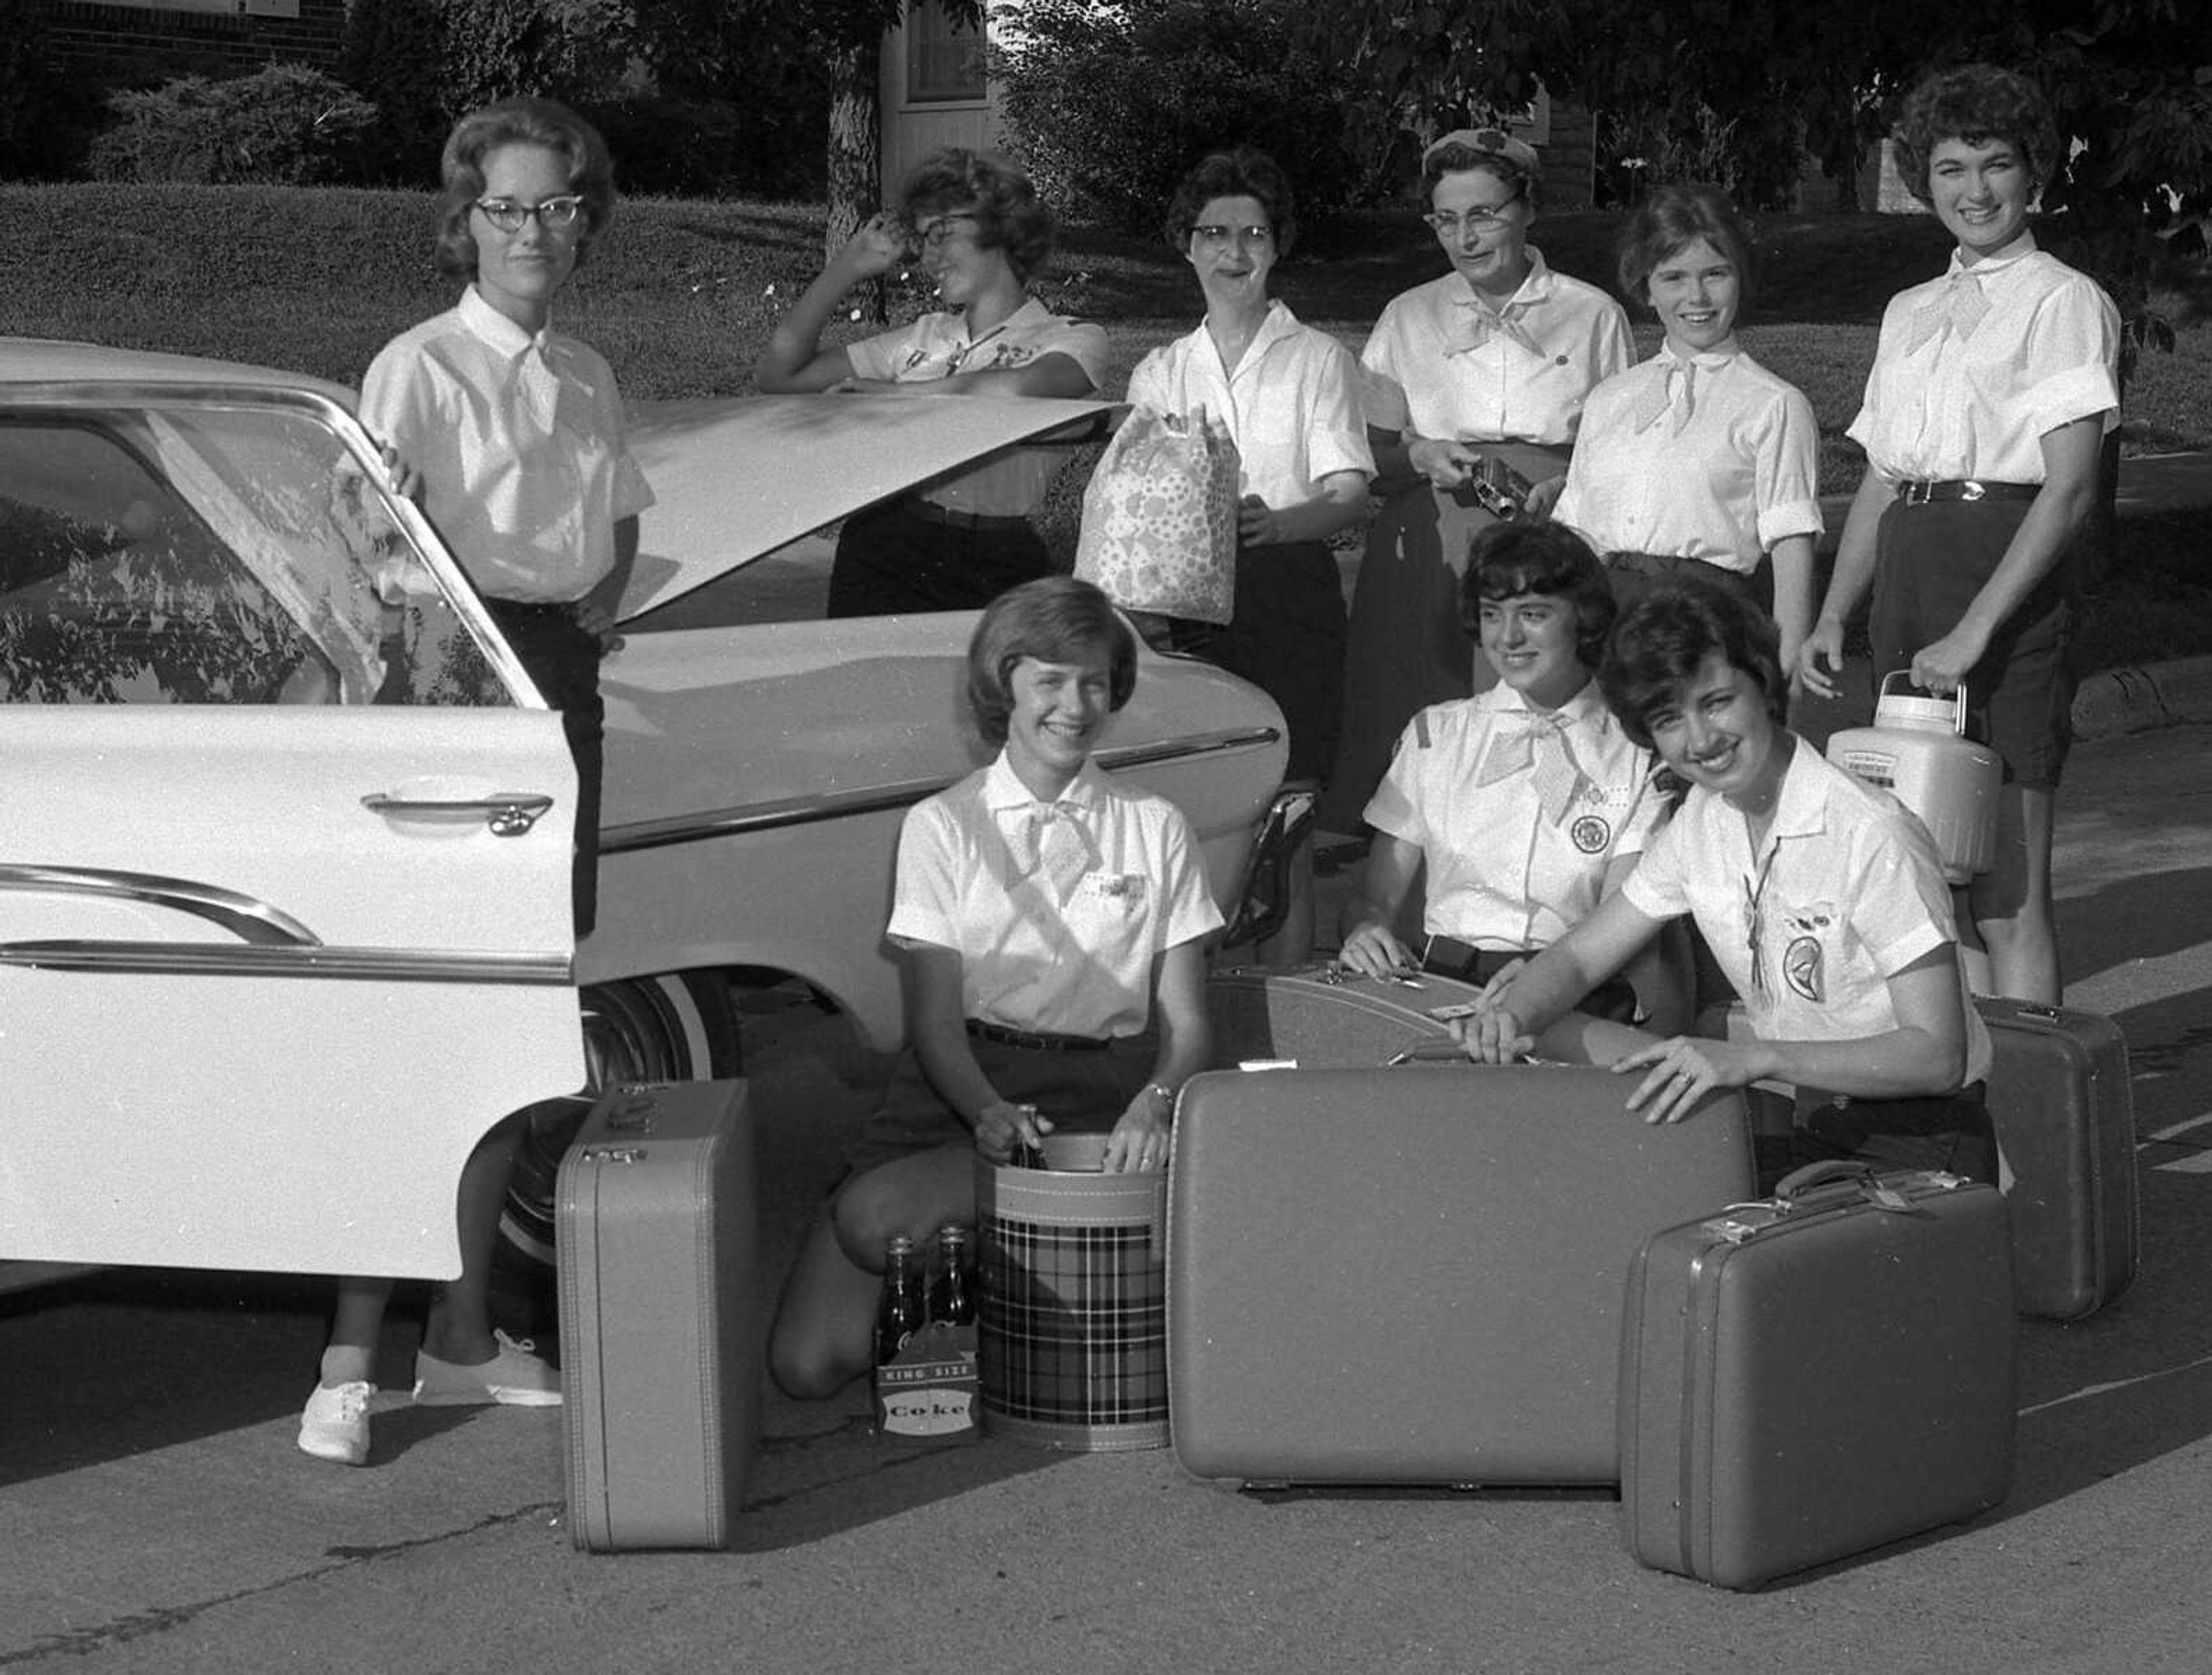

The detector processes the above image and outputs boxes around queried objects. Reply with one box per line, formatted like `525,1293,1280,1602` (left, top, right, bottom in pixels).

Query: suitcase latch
579,1145,646,1164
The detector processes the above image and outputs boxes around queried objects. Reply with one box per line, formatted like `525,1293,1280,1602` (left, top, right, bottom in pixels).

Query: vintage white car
0,339,1291,1285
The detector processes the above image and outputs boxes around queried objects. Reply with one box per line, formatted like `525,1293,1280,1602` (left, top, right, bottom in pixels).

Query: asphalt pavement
2,460,2209,1672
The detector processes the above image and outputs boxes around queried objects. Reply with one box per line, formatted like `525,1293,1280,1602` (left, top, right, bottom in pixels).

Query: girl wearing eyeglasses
1320,128,1632,835
1801,65,2120,1007
753,147,1108,618
301,98,650,1466
1460,580,1995,1188
1123,147,1373,793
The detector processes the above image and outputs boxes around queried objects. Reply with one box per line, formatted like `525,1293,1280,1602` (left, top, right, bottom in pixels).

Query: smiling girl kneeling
1336,521,1685,1033
1463,580,1998,1184
768,577,1219,1398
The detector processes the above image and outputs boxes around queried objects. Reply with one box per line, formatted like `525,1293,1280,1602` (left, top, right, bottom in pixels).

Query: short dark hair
434,98,616,281
901,147,1058,283
1458,521,1617,671
1164,148,1298,259
1599,580,1789,753
1420,141,1539,214
1892,63,2062,208
1616,183,1759,314
965,577,1139,745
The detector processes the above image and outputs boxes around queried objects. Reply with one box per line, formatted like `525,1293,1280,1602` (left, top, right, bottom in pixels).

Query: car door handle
361,791,556,837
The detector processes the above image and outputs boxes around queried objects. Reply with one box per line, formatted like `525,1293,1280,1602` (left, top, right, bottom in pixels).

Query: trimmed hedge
86,65,380,187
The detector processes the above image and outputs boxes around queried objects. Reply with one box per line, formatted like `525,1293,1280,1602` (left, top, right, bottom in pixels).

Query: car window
0,401,513,708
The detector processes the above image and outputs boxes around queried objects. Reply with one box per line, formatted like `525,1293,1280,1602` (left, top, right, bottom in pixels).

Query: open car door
0,380,583,1278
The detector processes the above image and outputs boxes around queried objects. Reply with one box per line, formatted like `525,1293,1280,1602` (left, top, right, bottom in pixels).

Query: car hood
619,393,1118,621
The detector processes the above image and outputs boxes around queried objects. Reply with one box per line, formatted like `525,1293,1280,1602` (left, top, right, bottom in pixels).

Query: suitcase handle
1774,1159,1922,1214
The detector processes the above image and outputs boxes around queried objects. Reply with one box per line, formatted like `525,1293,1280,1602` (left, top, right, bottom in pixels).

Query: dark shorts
1602,552,1756,615
485,597,604,937
1868,497,2077,790
828,498,1051,618
1762,1082,1999,1190
844,1030,1156,1177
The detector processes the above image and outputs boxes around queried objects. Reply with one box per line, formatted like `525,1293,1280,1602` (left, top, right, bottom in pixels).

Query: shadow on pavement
2063,866,2212,990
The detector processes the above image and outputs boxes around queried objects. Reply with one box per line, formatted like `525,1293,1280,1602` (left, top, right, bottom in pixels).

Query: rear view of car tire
498,971,741,1272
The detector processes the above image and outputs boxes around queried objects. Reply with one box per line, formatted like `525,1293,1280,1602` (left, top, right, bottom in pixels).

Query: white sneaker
412,1329,563,1407
298,1381,373,1465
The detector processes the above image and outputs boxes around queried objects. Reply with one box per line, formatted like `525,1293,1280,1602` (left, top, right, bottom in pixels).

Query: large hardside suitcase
1205,963,1486,1069
557,1079,760,1552
1618,1163,2016,1591
1980,997,2138,1320
1167,1060,1755,1486
1698,996,2139,1320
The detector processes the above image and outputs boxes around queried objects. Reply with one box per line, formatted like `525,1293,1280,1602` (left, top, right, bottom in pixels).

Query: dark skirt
484,598,605,938
1169,538,1347,785
1867,496,2076,789
828,498,1052,618
1320,441,1570,830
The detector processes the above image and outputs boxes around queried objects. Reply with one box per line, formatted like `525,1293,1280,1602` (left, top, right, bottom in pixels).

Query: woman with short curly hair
754,146,1107,617
1802,62,2121,1005
1123,146,1373,789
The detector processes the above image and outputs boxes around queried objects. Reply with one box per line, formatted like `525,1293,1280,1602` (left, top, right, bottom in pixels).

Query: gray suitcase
1619,1163,2016,1589
1167,1059,1755,1485
557,1079,760,1552
1206,963,1486,1070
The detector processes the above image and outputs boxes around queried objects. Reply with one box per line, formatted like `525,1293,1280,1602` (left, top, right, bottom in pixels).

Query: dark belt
484,596,583,621
908,499,1034,531
965,1019,1113,1053
1895,479,2039,506
1421,935,1641,1024
1420,936,1530,985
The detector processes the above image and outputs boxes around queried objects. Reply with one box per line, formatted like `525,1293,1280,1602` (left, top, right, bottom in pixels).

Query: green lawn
5,182,2207,672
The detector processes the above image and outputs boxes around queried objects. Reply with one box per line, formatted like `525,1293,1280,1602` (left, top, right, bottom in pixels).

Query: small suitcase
1167,1060,1754,1486
1619,1162,2015,1591
1979,997,2138,1320
1205,963,1486,1070
557,1079,760,1552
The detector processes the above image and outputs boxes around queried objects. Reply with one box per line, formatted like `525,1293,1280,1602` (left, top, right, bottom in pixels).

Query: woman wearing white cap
1320,127,1631,833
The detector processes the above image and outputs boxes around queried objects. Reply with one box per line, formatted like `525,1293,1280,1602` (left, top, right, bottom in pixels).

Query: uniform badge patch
1783,935,1823,1002
1569,815,1611,854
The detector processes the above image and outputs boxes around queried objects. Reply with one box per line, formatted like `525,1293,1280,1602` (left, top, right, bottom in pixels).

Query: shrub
994,0,1359,237
86,65,380,187
0,0,102,180
338,0,643,183
589,90,828,202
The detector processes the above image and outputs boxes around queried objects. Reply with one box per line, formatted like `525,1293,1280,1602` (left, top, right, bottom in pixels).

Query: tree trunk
824,33,887,319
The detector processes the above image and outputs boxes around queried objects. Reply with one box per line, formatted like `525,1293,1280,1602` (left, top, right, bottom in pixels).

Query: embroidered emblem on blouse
1569,814,1611,854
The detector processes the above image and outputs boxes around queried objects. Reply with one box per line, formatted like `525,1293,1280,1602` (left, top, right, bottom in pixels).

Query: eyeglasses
912,213,980,251
1188,224,1274,249
473,196,585,235
1424,194,1523,235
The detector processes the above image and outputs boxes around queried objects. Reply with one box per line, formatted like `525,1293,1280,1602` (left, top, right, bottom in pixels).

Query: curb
2073,656,2212,741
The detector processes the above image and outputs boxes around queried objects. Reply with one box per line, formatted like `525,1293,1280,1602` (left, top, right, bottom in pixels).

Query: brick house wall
40,0,346,85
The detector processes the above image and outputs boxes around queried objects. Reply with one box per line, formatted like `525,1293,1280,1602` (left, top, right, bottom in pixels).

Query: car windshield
0,397,514,708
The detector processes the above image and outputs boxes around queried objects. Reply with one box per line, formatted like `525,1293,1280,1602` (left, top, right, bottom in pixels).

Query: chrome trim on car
0,865,320,946
599,724,1285,856
0,942,572,984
